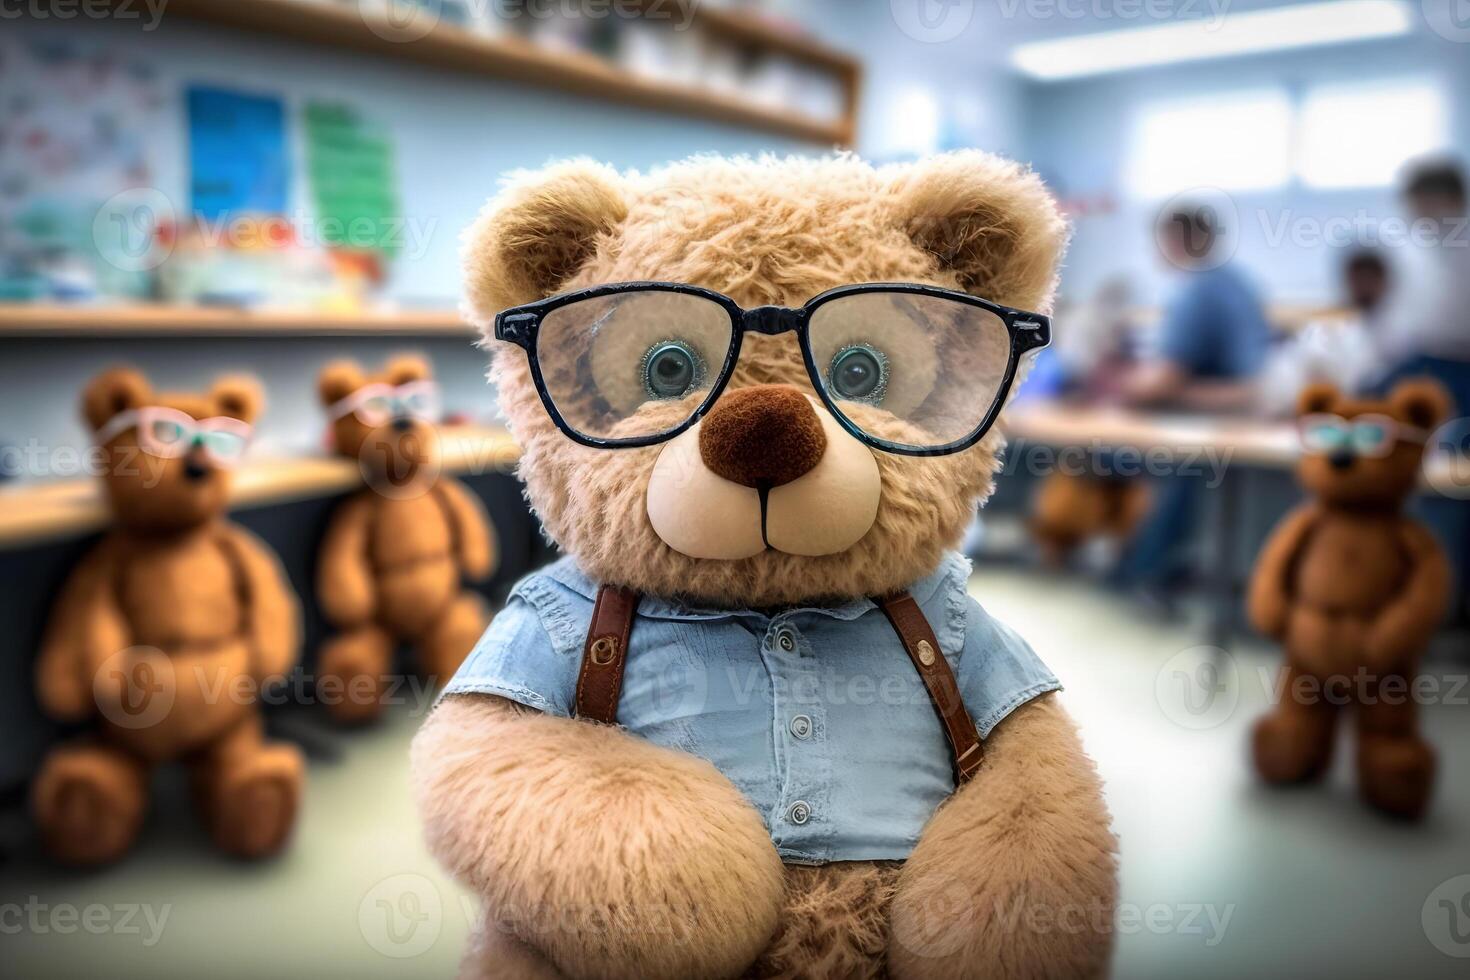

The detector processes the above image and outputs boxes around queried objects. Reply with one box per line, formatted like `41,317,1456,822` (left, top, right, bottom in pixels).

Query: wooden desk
1004,403,1470,498
0,426,520,549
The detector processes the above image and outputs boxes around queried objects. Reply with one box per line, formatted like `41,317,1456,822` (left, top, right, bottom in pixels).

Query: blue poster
187,86,288,220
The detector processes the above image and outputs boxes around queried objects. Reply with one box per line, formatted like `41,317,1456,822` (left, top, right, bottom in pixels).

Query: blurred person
1112,203,1271,607
1258,250,1389,416
1375,158,1470,409
1123,203,1272,413
1373,158,1470,607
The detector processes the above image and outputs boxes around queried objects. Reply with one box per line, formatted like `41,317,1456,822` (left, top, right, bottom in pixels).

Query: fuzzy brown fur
32,368,303,865
416,152,1116,978
1249,379,1454,819
315,356,496,723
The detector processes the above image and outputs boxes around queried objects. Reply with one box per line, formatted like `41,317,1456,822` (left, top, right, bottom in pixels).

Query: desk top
1003,402,1470,499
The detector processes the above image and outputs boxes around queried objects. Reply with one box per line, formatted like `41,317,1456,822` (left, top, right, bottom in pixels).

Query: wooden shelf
0,304,473,337
0,426,520,548
154,0,857,146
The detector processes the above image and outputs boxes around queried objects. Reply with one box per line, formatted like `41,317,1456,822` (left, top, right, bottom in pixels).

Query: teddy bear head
83,367,263,531
462,152,1067,606
1295,378,1452,507
318,354,441,489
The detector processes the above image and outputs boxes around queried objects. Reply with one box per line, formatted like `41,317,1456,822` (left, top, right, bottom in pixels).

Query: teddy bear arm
317,495,378,627
1247,504,1319,640
216,524,301,682
434,478,496,581
36,543,129,721
1364,522,1451,669
412,694,784,980
889,694,1117,980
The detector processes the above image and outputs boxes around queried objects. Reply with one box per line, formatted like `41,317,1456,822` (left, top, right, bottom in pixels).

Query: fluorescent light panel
1012,1,1414,81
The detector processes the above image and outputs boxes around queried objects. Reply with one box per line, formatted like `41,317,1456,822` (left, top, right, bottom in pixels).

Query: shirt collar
539,552,969,623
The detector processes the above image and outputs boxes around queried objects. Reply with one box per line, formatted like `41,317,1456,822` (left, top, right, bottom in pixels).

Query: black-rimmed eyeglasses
494,281,1050,457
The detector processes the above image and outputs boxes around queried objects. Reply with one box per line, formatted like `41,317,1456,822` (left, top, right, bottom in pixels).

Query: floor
4,567,1469,979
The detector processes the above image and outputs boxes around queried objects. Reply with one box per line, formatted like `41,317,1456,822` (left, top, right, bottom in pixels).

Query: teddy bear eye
642,341,706,400
828,344,889,404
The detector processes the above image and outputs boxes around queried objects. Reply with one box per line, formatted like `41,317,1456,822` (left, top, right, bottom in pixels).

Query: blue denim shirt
442,552,1059,864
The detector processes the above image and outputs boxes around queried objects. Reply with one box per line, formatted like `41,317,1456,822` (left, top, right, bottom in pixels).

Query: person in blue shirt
1124,204,1272,410
1114,204,1272,599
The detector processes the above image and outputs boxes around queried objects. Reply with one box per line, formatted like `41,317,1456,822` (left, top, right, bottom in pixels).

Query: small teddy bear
315,355,495,723
32,368,303,865
412,153,1118,979
1030,471,1150,567
1250,378,1453,819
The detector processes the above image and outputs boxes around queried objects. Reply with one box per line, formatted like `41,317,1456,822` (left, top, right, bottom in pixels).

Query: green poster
302,102,401,257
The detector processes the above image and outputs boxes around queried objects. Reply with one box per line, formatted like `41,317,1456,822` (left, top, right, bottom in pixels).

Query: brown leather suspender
573,584,640,723
573,584,985,783
874,593,985,782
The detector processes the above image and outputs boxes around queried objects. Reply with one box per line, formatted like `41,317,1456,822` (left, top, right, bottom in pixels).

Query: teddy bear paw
207,742,304,858
32,744,149,867
1358,735,1435,820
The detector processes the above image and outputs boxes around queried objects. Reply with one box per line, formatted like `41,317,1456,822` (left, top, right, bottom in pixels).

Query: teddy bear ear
212,375,265,423
82,367,153,432
886,150,1069,312
318,360,366,407
1296,381,1340,417
384,354,432,385
1389,377,1454,431
461,159,628,326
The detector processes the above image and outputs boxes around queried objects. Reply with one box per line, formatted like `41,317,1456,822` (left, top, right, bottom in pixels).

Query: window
1297,80,1448,189
1125,78,1451,199
1127,91,1293,198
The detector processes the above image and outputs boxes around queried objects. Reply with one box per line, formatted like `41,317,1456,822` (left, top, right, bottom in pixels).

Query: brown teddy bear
412,153,1118,979
1249,378,1453,819
1030,471,1150,566
32,368,303,865
315,355,495,723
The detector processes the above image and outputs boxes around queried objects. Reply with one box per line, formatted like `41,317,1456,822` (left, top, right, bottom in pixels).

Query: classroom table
1003,402,1470,648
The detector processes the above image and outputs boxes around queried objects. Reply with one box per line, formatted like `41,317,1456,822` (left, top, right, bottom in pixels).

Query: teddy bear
31,368,303,865
314,354,495,723
410,152,1119,979
1249,378,1453,819
1030,471,1150,567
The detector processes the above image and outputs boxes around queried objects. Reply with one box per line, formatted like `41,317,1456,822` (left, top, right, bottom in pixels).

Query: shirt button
789,714,813,739
775,626,797,652
787,800,812,825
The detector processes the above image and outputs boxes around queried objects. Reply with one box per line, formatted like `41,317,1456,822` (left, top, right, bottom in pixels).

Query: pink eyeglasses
326,380,441,427
95,406,255,468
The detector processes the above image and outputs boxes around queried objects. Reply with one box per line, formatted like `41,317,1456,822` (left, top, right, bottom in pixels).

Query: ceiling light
1011,1,1414,81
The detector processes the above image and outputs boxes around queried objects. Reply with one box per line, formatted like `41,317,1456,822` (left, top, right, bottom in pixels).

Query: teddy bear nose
698,385,827,489
1328,449,1357,471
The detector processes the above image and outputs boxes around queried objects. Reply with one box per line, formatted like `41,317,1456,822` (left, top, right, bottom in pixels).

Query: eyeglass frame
493,280,1052,458
1297,412,1430,459
94,406,255,468
326,379,442,428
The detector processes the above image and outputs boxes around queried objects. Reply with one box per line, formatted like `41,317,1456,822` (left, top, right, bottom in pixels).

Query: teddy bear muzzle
646,386,881,561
